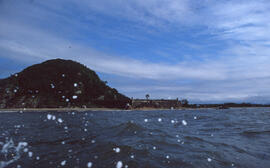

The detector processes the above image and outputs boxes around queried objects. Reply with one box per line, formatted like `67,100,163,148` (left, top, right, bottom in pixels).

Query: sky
1,0,270,104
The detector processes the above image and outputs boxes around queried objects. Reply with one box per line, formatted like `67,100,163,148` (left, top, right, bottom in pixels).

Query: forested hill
0,59,131,108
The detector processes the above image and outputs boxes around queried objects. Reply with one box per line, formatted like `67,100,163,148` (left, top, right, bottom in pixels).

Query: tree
145,94,150,100
181,99,189,106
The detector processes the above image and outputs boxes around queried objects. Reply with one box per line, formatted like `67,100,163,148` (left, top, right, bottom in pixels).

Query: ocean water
1,108,270,168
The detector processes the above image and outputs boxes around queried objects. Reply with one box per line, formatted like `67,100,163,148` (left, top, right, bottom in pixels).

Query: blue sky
1,0,270,103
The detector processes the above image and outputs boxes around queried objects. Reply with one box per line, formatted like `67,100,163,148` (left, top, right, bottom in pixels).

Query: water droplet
23,148,28,153
50,83,55,89
61,160,66,166
87,162,93,168
116,161,123,168
47,114,52,120
182,120,187,126
28,151,33,157
113,147,120,153
58,118,63,123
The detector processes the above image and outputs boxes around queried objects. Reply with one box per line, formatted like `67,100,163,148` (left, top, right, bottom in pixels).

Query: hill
0,59,131,108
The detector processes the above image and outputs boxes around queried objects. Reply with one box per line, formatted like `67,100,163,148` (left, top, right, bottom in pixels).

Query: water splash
0,138,28,168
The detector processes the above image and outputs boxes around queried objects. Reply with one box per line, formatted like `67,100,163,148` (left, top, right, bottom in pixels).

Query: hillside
0,59,131,108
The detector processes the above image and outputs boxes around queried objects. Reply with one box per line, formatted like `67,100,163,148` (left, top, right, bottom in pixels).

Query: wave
110,122,146,136
241,130,270,136
184,136,206,143
0,138,28,168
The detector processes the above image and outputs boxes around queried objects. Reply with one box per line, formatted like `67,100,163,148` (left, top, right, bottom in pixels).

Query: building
131,98,183,109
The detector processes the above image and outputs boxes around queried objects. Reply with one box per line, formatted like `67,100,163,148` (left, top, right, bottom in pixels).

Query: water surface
1,108,270,168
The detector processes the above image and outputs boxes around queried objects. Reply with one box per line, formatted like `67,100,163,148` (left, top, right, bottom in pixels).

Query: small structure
131,98,183,109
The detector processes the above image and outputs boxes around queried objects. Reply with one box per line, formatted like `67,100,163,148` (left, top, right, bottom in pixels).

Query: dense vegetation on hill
0,59,131,108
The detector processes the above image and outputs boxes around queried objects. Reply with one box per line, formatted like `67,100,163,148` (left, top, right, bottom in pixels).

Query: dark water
1,108,270,168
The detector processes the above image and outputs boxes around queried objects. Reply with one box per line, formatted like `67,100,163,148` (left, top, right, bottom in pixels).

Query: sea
0,108,270,168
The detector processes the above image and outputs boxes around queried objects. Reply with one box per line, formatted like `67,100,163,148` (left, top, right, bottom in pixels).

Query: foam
0,139,28,168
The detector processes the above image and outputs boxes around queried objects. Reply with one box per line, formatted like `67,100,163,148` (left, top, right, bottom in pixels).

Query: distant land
0,59,130,109
0,59,269,110
131,99,270,110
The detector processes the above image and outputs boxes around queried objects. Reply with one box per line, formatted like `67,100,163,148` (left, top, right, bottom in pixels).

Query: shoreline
0,107,123,112
0,106,269,113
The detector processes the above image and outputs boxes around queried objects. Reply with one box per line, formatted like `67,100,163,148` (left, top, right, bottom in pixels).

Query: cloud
1,0,270,103
77,0,194,26
0,18,226,80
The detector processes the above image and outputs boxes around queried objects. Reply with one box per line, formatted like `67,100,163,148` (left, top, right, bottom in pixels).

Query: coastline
0,107,202,113
0,107,124,113
0,107,185,112
0,106,268,113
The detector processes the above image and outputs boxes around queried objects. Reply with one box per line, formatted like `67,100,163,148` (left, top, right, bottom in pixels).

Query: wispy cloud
0,18,226,80
1,0,270,103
